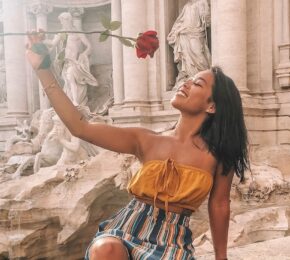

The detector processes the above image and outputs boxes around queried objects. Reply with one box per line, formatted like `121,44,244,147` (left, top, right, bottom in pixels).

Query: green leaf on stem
110,21,122,31
118,37,134,47
101,16,111,30
99,31,110,42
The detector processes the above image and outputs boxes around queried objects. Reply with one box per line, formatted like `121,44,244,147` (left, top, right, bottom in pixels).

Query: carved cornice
27,3,53,16
26,0,110,8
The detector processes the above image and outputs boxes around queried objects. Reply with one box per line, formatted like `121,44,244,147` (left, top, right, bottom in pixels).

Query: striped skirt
85,198,195,260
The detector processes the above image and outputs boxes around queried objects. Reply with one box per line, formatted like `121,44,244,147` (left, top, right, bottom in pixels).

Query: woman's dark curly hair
199,66,250,181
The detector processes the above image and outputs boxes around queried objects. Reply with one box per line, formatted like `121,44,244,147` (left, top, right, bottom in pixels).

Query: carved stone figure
11,108,99,177
167,0,211,88
47,12,98,106
13,114,65,177
4,109,53,158
33,115,66,173
57,132,98,166
5,120,36,151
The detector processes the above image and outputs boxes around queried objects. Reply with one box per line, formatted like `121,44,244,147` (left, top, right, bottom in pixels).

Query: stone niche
46,4,113,114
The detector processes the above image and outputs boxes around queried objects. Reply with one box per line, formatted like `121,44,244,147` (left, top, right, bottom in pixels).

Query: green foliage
100,16,134,47
118,37,134,47
99,31,110,42
101,16,111,30
110,21,122,31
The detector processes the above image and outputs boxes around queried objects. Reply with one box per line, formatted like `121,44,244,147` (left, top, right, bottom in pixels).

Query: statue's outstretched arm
26,34,156,161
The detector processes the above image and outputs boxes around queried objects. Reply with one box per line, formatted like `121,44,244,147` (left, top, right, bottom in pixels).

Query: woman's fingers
38,28,46,41
27,29,46,46
26,49,44,70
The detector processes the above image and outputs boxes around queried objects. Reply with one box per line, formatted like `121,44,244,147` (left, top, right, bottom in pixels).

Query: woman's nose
183,80,193,89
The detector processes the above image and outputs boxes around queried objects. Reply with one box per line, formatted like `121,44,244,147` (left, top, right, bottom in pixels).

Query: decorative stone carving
47,12,99,107
5,120,35,152
167,0,211,88
4,107,100,177
27,3,53,16
4,109,53,158
12,114,65,177
276,44,290,88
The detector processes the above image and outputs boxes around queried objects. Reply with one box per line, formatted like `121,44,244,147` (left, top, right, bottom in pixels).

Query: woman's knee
89,237,128,259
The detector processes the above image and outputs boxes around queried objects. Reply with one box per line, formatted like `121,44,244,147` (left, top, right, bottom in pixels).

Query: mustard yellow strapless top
127,158,213,216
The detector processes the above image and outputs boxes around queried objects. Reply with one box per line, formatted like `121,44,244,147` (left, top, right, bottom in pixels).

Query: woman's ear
206,103,216,114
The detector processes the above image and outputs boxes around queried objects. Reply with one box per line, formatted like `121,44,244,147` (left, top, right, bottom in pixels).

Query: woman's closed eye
193,81,203,87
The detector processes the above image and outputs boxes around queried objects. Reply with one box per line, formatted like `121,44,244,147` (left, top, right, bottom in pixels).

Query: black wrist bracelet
30,43,51,69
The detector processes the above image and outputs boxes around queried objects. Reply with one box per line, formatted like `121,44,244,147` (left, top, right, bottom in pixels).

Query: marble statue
11,108,98,177
13,113,65,177
33,114,67,173
57,129,99,166
47,12,98,106
5,109,53,157
167,0,211,88
5,120,35,152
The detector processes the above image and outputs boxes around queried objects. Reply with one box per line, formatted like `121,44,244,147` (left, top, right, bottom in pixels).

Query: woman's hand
26,29,51,70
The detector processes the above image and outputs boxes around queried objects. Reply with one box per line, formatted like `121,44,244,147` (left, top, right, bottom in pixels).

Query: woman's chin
170,97,182,110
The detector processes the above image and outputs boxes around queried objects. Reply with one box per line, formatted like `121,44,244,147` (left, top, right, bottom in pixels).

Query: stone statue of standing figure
47,12,98,106
167,0,211,88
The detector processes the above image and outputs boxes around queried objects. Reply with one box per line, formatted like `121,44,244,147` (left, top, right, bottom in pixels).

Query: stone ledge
198,236,290,260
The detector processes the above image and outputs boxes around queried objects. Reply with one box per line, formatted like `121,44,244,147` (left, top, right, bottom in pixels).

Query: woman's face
171,70,215,115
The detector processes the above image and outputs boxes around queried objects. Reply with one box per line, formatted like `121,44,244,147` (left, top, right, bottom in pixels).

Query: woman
26,33,249,260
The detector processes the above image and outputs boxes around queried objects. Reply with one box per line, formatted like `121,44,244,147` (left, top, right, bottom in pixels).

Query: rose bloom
135,31,159,59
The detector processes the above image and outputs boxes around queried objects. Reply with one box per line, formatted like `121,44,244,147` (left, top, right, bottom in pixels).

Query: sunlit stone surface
0,0,290,259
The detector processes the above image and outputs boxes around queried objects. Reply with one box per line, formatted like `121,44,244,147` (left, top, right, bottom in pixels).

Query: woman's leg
89,237,129,260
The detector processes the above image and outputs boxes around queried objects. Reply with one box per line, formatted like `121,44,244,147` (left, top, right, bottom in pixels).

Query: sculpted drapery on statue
47,12,98,106
167,0,211,88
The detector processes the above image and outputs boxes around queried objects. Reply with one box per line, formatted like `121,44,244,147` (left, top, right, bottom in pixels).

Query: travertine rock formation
0,151,135,259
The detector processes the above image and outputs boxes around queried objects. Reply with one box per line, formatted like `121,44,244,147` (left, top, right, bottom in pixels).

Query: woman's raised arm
26,33,154,158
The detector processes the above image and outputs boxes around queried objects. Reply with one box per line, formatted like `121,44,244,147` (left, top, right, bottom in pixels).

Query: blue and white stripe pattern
85,198,195,260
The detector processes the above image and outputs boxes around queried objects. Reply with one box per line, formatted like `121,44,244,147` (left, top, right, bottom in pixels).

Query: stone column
211,0,249,93
25,12,40,113
282,0,290,44
147,0,162,106
121,0,149,105
276,0,290,88
69,7,84,30
111,0,124,105
28,3,53,109
3,0,29,117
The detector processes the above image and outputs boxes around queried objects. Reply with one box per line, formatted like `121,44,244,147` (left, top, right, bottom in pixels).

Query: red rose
135,31,159,59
